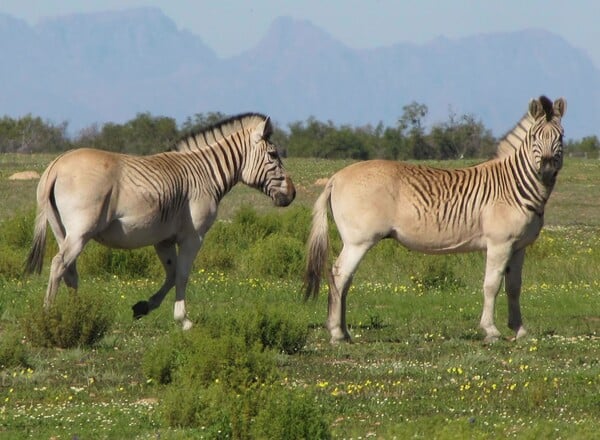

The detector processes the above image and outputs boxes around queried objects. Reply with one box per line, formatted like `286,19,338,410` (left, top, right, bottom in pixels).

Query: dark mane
170,112,270,152
539,95,554,121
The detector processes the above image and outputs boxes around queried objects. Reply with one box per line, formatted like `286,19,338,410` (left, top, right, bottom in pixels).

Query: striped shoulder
172,113,271,152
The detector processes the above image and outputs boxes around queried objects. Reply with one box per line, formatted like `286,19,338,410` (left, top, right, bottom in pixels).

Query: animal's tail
24,164,58,275
303,178,333,300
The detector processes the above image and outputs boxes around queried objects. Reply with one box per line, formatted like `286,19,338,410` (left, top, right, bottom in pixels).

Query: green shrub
254,310,308,354
142,332,191,385
180,331,278,391
0,209,35,249
159,330,279,432
234,204,282,239
197,308,308,355
252,386,331,440
151,308,314,434
22,290,114,348
161,380,234,432
78,244,161,279
0,244,26,281
412,257,465,291
0,210,38,281
195,221,244,272
0,328,30,369
241,233,304,279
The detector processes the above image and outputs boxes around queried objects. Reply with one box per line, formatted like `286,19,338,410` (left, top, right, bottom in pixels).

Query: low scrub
144,308,308,385
197,205,311,278
145,309,327,437
0,327,30,369
252,386,331,440
22,290,114,348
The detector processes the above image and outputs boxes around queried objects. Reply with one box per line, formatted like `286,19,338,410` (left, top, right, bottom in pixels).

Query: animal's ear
553,98,567,118
528,98,545,119
251,117,272,143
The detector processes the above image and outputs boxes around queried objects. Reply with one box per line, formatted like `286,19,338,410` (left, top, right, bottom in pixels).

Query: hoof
132,300,150,319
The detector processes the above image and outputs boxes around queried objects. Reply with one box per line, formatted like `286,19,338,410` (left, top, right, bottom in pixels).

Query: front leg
480,243,512,342
173,236,203,330
132,241,177,319
505,248,527,339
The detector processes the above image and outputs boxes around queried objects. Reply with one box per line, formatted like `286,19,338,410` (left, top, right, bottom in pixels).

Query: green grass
0,154,599,439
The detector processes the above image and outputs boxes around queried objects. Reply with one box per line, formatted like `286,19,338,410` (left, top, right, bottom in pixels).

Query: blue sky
3,0,600,68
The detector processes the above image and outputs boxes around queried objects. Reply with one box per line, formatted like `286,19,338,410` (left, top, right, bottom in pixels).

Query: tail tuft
303,181,332,301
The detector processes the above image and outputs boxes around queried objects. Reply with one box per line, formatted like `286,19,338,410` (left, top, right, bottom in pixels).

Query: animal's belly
401,237,485,254
94,220,176,249
392,226,486,254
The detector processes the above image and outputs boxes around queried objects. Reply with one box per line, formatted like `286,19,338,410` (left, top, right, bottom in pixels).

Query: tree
180,112,228,135
570,135,600,158
0,115,69,153
399,102,435,160
73,113,178,154
430,110,496,160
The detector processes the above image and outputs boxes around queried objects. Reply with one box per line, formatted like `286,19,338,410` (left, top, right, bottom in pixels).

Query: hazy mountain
0,9,598,138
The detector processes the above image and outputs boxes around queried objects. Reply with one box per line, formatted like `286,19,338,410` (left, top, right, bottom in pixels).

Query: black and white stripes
121,113,293,223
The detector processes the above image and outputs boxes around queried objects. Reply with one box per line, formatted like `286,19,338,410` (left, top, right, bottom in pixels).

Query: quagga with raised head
304,96,566,343
25,113,296,329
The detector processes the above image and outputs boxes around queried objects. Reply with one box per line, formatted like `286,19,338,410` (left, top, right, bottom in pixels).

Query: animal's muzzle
273,176,296,207
540,157,560,187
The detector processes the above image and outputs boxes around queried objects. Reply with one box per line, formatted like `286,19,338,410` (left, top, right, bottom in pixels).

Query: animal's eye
268,150,278,160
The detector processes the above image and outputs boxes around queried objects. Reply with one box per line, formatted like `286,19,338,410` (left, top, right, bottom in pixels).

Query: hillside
0,8,598,138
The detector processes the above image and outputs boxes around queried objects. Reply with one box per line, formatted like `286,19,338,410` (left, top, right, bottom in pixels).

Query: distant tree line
1,105,598,160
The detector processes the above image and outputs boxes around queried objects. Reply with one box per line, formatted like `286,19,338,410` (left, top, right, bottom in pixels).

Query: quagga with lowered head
304,96,566,343
25,113,296,329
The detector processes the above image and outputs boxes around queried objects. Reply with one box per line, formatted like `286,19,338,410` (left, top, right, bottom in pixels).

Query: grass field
0,153,599,439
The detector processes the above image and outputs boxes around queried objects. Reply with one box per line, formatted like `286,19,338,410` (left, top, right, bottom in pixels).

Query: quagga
304,96,566,343
25,113,296,329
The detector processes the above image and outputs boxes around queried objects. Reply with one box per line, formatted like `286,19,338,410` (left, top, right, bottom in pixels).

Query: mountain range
1,7,598,139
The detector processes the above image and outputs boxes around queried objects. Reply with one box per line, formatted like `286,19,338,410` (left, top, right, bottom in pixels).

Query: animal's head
243,116,296,207
527,96,566,187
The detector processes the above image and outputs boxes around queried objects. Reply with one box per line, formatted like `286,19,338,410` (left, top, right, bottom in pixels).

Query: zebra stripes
112,113,292,223
304,96,566,343
26,113,295,329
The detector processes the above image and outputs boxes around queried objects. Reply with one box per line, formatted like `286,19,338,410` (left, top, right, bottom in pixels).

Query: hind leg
46,207,80,294
132,241,177,319
63,261,79,291
327,243,371,343
45,235,88,309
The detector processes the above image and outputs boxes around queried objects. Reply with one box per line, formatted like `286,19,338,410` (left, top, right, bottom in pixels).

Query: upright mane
171,112,271,152
494,96,554,159
494,113,534,159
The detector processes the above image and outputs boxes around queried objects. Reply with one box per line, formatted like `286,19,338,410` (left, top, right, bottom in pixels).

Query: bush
412,257,465,291
159,330,279,432
149,309,317,434
142,332,190,385
196,308,308,355
0,210,37,281
254,310,308,354
0,209,35,249
0,244,26,281
0,328,30,369
252,386,331,440
78,244,162,279
241,233,304,279
178,331,278,391
197,205,311,276
161,380,234,433
22,290,114,348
